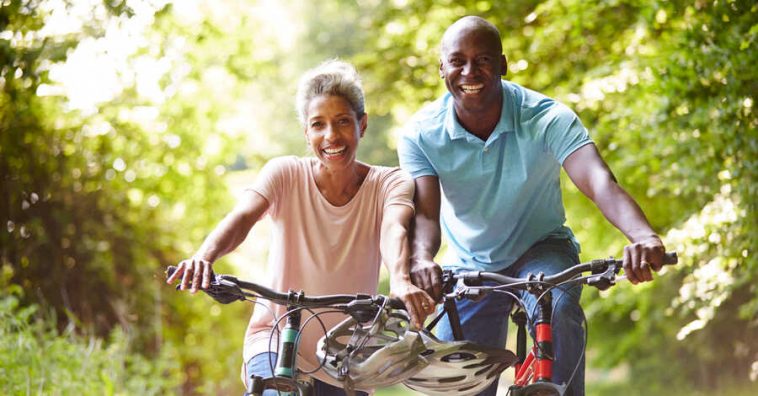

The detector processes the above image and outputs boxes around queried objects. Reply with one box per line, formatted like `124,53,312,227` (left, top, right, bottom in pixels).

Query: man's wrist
628,232,661,244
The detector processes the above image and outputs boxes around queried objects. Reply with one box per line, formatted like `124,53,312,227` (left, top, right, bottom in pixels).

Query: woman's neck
312,161,369,207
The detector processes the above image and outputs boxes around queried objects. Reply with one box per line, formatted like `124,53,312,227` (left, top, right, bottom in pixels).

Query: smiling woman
166,60,436,395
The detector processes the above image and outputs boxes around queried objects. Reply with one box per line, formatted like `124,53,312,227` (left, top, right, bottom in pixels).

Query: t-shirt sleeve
543,103,593,164
380,167,415,212
246,156,296,217
397,125,437,179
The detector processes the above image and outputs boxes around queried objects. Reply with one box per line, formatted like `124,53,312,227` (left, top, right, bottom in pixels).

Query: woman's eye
310,121,323,128
338,118,351,125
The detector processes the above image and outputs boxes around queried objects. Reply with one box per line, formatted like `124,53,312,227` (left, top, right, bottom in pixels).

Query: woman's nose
324,125,337,141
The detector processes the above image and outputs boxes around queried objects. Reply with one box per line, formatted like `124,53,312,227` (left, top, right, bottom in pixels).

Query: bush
0,285,181,395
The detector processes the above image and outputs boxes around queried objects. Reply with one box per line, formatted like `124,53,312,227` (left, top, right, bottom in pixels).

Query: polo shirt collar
444,81,516,143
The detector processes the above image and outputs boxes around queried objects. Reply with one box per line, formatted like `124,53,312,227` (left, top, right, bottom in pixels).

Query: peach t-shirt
242,156,414,387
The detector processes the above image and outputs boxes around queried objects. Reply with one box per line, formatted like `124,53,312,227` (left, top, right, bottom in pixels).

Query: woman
166,60,435,395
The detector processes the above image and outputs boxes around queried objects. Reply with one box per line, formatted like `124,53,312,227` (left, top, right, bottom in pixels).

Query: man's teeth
323,146,346,155
461,84,484,94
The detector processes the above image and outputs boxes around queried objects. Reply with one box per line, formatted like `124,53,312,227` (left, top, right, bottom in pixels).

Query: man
397,16,667,396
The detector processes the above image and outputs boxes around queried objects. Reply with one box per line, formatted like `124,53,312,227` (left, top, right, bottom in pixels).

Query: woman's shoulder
364,164,413,188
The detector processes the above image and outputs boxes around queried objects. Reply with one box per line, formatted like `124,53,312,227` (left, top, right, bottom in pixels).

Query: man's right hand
410,258,443,302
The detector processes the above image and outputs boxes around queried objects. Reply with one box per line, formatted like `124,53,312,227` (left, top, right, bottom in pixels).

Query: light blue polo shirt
398,80,593,271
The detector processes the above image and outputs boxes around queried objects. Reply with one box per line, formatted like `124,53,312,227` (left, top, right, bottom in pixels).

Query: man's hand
410,258,443,302
166,257,213,293
623,235,666,284
390,280,437,330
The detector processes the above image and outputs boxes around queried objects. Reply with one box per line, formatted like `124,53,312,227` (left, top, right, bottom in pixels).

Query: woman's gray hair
295,59,366,125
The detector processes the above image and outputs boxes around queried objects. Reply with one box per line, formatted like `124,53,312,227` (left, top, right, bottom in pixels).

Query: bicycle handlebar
165,266,406,320
453,252,678,293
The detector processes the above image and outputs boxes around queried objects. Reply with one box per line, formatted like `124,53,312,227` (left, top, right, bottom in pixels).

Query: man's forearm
592,181,659,242
410,215,441,264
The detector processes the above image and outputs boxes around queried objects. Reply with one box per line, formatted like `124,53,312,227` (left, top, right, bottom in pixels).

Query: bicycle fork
510,293,564,396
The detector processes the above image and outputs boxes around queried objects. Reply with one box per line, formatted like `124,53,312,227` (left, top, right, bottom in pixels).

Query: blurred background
1,0,756,395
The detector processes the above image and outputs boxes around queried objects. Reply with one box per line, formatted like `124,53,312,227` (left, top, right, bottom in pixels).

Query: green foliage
0,266,181,395
2,0,755,393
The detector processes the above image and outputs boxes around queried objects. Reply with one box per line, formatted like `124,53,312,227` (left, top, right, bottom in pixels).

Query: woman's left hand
390,280,437,330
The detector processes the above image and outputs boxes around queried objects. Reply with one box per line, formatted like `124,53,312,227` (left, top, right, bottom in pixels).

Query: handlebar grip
663,252,678,265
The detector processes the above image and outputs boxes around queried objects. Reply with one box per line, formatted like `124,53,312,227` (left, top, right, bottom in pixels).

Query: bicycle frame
508,294,565,396
431,279,565,396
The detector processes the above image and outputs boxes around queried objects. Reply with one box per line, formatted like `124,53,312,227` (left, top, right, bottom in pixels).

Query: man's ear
439,60,445,79
500,54,508,77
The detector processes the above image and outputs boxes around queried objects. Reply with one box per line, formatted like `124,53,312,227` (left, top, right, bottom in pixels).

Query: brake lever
586,261,622,291
343,298,383,323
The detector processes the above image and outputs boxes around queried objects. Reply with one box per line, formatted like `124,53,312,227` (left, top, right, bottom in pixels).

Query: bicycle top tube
451,252,678,293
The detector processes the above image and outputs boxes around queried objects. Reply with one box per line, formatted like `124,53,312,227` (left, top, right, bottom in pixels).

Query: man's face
439,27,507,115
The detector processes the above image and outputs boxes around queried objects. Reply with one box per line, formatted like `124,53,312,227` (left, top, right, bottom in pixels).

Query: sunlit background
1,0,756,395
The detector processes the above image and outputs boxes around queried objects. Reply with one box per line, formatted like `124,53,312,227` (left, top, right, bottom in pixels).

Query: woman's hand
390,279,437,330
166,257,213,293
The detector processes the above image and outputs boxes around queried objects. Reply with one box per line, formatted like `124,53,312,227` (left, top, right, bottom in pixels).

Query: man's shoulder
503,81,576,123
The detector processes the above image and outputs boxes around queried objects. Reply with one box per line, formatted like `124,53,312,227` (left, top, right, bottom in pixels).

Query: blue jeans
436,238,585,396
244,352,368,396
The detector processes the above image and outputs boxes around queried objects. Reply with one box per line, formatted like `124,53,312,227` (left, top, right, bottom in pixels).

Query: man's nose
462,61,477,76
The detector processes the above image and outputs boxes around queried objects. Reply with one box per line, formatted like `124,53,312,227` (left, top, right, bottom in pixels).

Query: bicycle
165,266,514,396
166,251,677,396
425,251,679,396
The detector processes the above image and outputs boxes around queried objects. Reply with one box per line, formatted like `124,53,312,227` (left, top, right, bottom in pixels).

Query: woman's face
304,95,366,171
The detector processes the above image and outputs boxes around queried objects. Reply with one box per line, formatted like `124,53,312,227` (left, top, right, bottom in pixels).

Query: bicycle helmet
402,330,518,396
316,310,429,390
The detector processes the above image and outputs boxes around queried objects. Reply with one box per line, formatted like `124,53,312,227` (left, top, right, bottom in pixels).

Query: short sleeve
246,156,296,217
543,103,593,164
397,126,437,179
379,167,415,212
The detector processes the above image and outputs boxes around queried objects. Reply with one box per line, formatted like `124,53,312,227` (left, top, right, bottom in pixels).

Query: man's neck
454,96,503,141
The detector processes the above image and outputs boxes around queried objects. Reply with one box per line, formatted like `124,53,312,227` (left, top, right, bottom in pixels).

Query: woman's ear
359,114,368,138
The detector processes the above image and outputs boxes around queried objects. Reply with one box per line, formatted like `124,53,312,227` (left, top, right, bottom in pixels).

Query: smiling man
398,16,667,396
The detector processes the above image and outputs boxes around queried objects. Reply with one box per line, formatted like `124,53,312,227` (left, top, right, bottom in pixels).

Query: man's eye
310,121,324,128
338,118,351,125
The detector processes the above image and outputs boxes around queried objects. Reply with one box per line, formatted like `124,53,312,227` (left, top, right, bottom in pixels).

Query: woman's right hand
390,279,437,330
166,257,213,293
